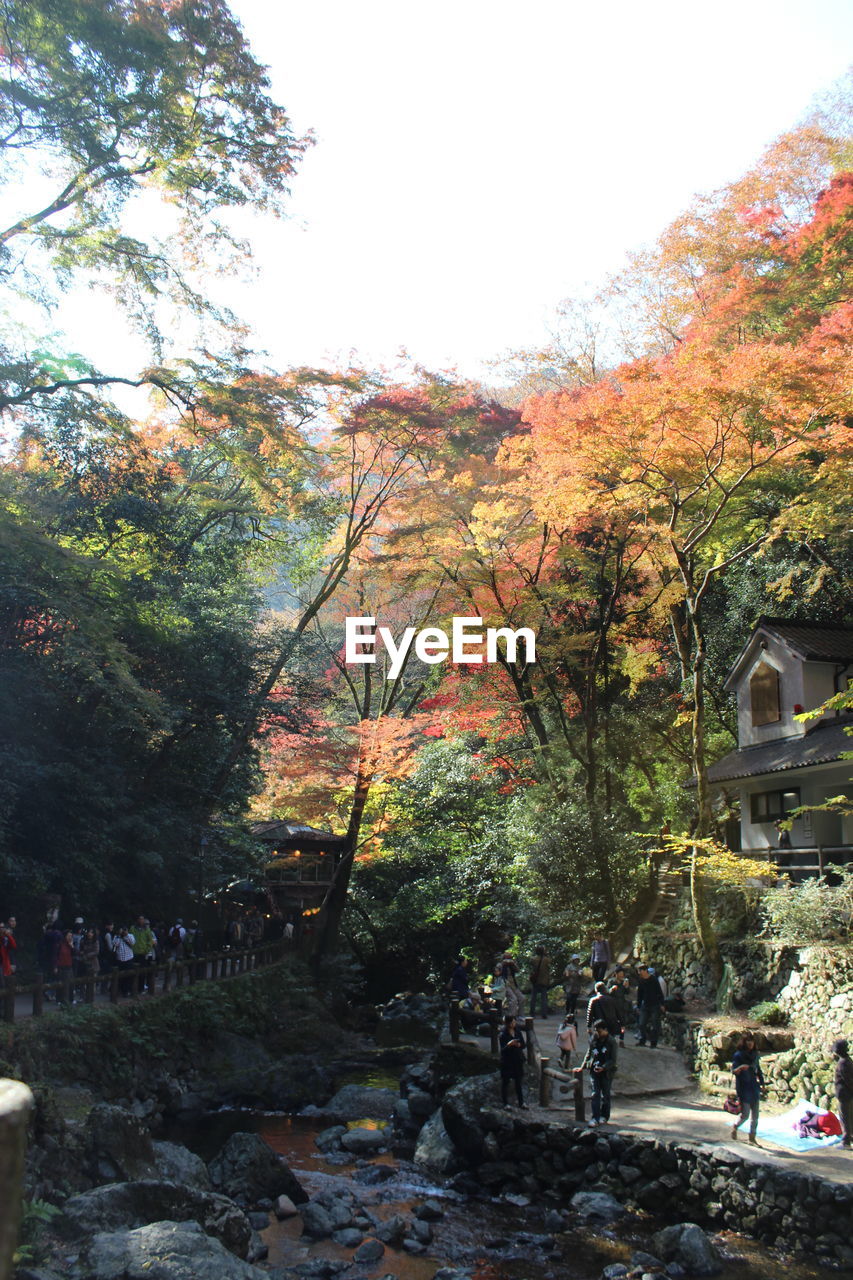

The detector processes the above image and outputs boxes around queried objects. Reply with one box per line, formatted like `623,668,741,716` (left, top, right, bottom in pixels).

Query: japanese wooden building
250,820,348,921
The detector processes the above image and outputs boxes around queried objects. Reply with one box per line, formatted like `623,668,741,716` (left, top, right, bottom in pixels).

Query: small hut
250,821,348,936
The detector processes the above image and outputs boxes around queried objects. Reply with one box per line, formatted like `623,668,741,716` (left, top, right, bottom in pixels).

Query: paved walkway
464,1006,853,1187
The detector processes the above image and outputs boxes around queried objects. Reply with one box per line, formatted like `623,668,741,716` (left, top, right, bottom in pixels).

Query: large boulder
652,1223,722,1276
61,1181,252,1257
85,1105,158,1182
414,1109,459,1175
152,1141,211,1190
312,1083,397,1121
339,1126,388,1155
83,1219,267,1280
208,1133,307,1205
440,1074,499,1162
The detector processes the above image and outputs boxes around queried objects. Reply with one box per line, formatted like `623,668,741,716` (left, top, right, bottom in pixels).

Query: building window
750,788,800,823
750,661,781,726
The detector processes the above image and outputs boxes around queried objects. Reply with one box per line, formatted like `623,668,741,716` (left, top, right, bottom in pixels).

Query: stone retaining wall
634,929,798,1007
443,1085,853,1267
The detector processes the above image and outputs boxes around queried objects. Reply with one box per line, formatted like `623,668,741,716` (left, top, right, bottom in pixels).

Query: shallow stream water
172,1106,842,1280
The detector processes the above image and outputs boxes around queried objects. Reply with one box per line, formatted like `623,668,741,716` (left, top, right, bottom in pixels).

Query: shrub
747,1000,787,1026
761,868,853,945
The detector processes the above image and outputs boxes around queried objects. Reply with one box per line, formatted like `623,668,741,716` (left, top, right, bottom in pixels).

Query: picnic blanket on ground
749,1098,844,1152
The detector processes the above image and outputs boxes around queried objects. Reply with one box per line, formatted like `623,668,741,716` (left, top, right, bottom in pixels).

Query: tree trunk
688,606,723,985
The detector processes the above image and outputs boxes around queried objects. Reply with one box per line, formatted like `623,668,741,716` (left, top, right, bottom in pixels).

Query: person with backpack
168,920,186,963
587,981,621,1039
529,945,552,1019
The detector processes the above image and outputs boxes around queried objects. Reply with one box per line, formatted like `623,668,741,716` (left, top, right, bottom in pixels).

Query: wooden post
0,1078,34,1280
32,976,43,1019
2,980,14,1024
818,845,825,877
539,1058,551,1108
110,968,119,1005
449,999,461,1043
85,974,95,1005
573,1070,585,1121
162,964,171,993
175,961,184,988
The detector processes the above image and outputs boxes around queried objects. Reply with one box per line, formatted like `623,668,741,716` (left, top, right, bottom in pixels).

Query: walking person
586,981,620,1039
0,920,17,990
730,1032,765,1146
608,974,631,1046
563,954,583,1017
832,1038,853,1149
555,1014,578,1069
635,963,664,1047
499,1014,528,1109
590,932,611,983
112,926,136,996
449,955,471,1000
529,945,551,1019
575,1019,618,1126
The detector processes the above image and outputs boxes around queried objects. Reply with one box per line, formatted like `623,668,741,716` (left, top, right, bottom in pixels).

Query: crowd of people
448,939,852,1149
0,906,296,1006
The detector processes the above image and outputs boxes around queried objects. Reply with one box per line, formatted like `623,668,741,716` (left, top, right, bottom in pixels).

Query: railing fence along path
448,999,585,1120
1,938,290,1023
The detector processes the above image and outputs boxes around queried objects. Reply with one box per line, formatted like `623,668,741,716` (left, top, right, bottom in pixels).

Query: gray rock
631,1253,665,1271
374,1214,406,1246
85,1105,158,1182
411,1219,432,1244
431,1270,473,1280
403,1237,426,1253
407,1088,438,1119
353,1237,385,1264
274,1195,298,1219
293,1262,351,1278
316,1084,398,1120
340,1126,388,1154
208,1133,307,1205
331,1227,364,1247
416,1198,444,1221
415,1109,459,1174
84,1220,267,1280
315,1125,347,1152
61,1181,252,1257
152,1141,212,1191
544,1209,565,1232
352,1164,397,1186
300,1203,335,1238
570,1191,626,1224
602,1267,629,1280
440,1074,498,1162
247,1212,269,1231
652,1224,722,1276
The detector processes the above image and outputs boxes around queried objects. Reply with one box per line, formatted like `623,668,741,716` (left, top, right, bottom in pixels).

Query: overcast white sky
65,0,853,381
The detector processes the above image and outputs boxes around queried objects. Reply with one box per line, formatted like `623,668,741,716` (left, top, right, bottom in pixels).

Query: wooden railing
767,845,852,879
447,1000,585,1118
1,939,289,1023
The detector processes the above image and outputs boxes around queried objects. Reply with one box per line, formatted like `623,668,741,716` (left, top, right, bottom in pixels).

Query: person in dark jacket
499,1014,528,1108
450,956,471,1000
731,1032,765,1145
832,1037,853,1149
587,981,620,1038
529,945,551,1019
608,972,632,1045
635,964,664,1047
589,933,611,983
575,1019,617,1125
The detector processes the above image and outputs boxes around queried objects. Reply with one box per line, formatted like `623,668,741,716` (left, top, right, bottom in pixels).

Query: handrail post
449,998,461,1043
0,1079,34,1280
818,845,825,876
539,1057,551,1107
110,968,119,1005
32,975,43,1019
573,1070,585,1121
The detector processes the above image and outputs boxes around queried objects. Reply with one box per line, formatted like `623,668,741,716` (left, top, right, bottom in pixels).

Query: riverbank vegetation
0,1,850,978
